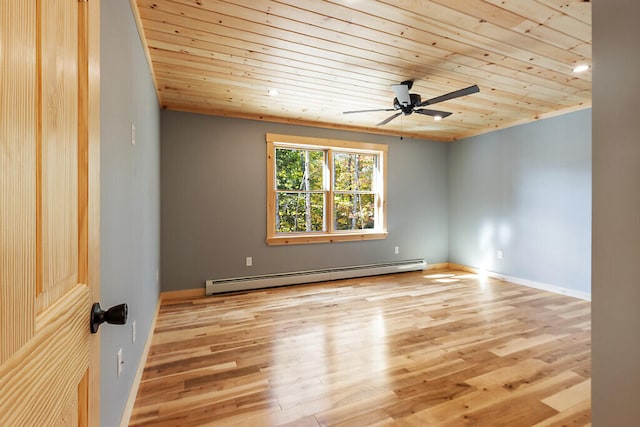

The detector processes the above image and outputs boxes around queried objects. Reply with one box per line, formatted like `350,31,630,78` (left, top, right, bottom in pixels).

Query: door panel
0,286,89,425
0,0,100,425
38,0,79,314
0,0,37,364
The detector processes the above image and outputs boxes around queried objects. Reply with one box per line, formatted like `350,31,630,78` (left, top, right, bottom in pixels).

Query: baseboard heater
205,259,427,295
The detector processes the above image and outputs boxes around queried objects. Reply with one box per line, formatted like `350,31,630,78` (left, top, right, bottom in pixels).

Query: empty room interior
3,0,639,426
102,1,640,426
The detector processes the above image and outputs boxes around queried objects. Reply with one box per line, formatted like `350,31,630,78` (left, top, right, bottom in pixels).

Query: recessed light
268,88,279,96
433,115,443,121
572,64,590,73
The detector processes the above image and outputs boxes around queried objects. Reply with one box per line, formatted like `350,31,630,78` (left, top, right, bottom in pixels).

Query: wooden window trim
266,133,388,245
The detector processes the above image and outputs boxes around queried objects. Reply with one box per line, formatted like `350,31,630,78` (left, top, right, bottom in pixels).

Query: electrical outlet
497,250,503,259
246,257,253,267
117,348,123,377
394,246,399,254
132,320,136,344
131,124,136,145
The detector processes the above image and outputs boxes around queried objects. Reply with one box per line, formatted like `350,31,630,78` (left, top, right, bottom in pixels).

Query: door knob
90,302,128,333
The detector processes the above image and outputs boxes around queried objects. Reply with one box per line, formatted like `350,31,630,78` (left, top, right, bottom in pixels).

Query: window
267,133,387,245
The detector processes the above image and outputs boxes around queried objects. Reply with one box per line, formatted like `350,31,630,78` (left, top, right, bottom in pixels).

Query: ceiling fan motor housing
393,93,422,114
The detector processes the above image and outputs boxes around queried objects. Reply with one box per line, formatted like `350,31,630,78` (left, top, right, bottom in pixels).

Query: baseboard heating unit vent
205,259,426,295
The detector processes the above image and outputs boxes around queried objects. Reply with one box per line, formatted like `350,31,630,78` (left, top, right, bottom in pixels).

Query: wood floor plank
129,270,591,426
541,378,591,412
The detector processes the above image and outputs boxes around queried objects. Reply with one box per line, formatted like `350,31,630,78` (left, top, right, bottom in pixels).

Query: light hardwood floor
129,270,591,426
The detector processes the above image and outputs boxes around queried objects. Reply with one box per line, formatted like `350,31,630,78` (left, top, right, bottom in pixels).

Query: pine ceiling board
166,0,434,72
164,0,588,93
145,0,584,92
534,0,592,25
138,3,419,85
151,60,390,109
541,13,592,47
280,0,586,88
146,0,499,94
312,0,588,87
148,49,396,109
374,0,584,73
143,34,407,106
154,74,379,118
149,35,400,100
482,0,591,44
132,0,591,140
152,72,373,115
145,37,397,99
434,0,591,48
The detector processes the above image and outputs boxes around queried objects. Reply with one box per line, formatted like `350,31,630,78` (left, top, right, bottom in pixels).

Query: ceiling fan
343,81,480,126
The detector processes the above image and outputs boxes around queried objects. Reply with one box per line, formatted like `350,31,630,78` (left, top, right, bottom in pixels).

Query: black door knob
90,302,128,333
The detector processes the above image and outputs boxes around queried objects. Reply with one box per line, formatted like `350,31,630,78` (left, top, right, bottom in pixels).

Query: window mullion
326,148,334,233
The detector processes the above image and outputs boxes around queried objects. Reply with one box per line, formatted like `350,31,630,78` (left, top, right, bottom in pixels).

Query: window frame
266,133,388,245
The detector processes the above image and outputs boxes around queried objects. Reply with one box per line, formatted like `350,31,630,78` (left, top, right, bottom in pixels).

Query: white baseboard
448,263,591,301
119,298,161,427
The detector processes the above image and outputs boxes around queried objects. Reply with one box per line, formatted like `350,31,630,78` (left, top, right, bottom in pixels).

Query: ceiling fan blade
343,108,396,114
391,83,411,106
414,109,453,119
418,84,479,107
377,112,403,126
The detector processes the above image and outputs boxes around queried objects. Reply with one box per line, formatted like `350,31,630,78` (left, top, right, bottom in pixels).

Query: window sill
266,231,388,246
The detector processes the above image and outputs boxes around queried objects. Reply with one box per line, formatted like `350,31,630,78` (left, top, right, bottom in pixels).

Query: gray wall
161,111,449,291
100,1,161,426
448,110,592,295
592,1,640,423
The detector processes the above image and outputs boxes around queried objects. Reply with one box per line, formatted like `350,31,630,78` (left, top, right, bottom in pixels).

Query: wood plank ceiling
132,0,591,141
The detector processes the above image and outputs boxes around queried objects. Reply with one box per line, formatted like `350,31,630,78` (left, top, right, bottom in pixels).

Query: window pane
333,152,375,192
276,148,323,191
276,192,324,232
334,193,376,230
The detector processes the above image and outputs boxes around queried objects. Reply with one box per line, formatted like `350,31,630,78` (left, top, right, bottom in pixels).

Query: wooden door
0,0,100,425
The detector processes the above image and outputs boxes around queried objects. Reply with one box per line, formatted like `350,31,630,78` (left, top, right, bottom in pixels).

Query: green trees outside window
333,152,376,230
275,148,378,232
275,148,324,232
